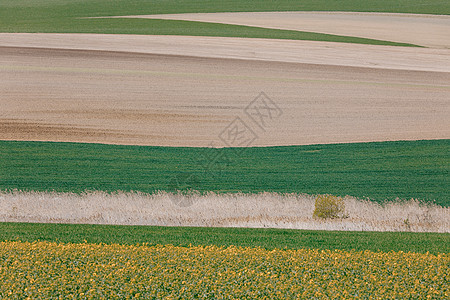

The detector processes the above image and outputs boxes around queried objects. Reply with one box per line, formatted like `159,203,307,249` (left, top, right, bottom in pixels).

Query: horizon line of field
3,136,449,150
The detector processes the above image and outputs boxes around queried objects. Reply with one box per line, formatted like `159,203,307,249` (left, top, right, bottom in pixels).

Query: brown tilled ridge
0,34,449,147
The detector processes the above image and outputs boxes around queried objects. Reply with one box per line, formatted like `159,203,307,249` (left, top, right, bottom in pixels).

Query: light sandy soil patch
1,34,450,72
103,12,450,48
1,191,448,232
0,34,449,147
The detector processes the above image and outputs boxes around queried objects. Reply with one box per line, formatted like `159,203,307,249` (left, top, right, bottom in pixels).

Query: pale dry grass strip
0,191,448,232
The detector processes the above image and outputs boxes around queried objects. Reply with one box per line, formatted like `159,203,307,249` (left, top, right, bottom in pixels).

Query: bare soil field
0,34,449,147
102,12,450,48
2,33,450,71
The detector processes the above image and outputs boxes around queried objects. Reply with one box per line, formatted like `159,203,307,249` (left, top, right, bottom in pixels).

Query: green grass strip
0,140,448,206
1,0,448,18
1,222,448,254
0,17,418,47
2,0,447,45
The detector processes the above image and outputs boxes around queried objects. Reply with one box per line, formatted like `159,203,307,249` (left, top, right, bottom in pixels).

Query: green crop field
1,222,448,254
1,140,448,206
4,0,449,46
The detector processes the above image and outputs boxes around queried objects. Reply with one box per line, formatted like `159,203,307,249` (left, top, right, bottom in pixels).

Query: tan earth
99,12,450,48
0,33,449,147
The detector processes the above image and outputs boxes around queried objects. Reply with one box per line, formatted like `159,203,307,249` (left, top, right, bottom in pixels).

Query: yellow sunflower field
0,241,448,299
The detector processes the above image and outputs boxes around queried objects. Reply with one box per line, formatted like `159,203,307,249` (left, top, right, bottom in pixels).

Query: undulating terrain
1,0,449,298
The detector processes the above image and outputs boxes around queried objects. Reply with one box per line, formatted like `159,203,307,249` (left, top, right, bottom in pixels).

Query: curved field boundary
110,12,450,48
1,1,449,43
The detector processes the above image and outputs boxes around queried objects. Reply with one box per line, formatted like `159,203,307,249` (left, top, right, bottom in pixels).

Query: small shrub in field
313,194,347,219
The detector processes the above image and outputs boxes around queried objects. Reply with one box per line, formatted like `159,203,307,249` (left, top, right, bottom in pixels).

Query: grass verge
2,191,448,232
1,222,449,254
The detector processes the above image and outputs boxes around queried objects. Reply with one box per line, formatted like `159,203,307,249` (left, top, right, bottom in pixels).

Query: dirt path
101,12,450,48
0,34,449,147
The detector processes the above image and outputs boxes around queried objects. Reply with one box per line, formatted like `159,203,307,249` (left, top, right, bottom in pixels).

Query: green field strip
0,18,419,47
2,1,447,45
0,140,448,206
1,0,448,19
0,222,448,254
